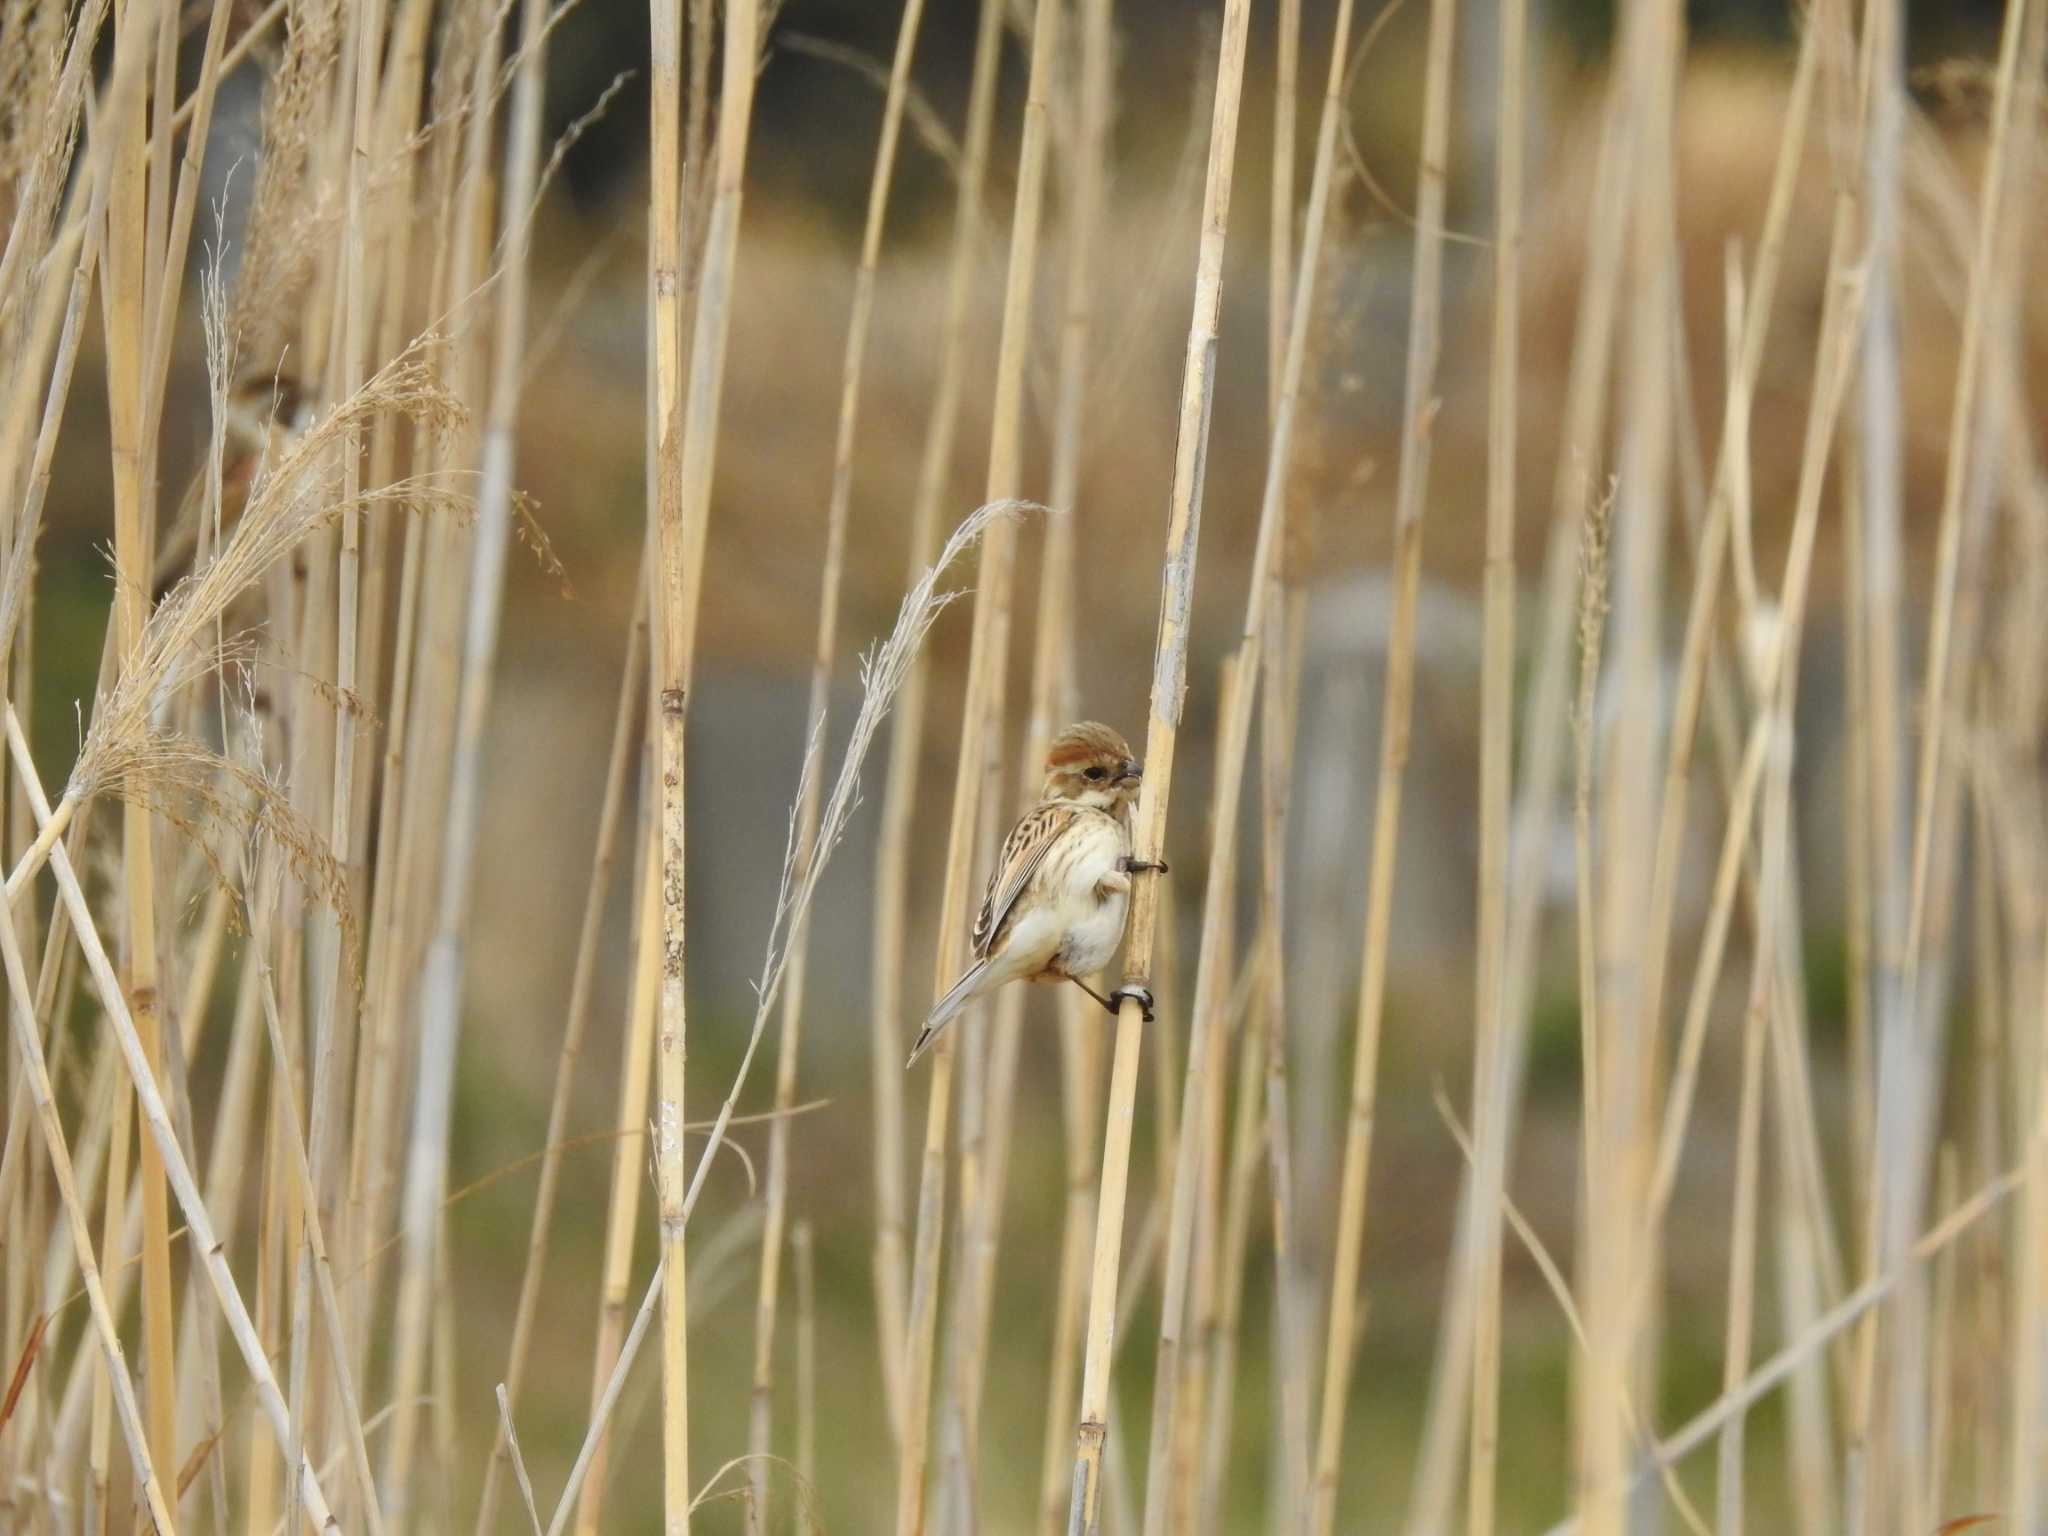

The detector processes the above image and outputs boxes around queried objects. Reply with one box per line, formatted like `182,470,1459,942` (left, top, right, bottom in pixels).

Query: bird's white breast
1047,812,1130,979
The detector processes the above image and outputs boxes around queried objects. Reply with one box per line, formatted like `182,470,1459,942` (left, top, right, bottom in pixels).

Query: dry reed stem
2013,803,2048,1524
1398,39,1644,1518
2,710,338,1527
475,591,646,1536
748,2,929,1521
1580,3,1683,1528
1067,2,1249,1529
1875,14,2042,1518
376,4,503,1490
542,1208,759,1536
866,0,1005,1435
136,0,236,499
343,0,436,1352
0,861,173,1532
895,3,1058,1526
303,0,386,1446
1139,0,1354,1520
1430,1090,1711,1536
390,0,550,1500
650,0,764,1525
1465,0,1526,1527
239,844,388,1536
86,1057,128,1535
1165,654,1240,1536
1851,0,1911,1294
1033,3,1113,1525
572,833,660,1536
100,0,178,1485
1634,0,1819,1155
943,0,1118,1500
1195,940,1269,1536
545,498,1032,1536
1310,0,1458,1528
1256,604,1313,1524
794,1218,817,1497
0,0,103,349
1544,1162,2023,1536
494,1385,546,1536
1269,0,1300,427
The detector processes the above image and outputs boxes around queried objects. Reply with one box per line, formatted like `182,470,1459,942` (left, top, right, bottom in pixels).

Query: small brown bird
907,721,1165,1067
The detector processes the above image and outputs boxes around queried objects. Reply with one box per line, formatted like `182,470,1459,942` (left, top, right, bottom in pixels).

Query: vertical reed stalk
1576,1,1686,1527
1268,0,1299,425
1256,606,1312,1524
1140,0,1356,1521
1164,655,1241,1536
3,714,338,1525
1465,0,1526,1527
476,596,647,1536
1877,2,2038,1521
748,3,930,1521
869,0,1004,1434
795,1217,817,1494
386,0,551,1515
1034,4,1114,1526
101,0,178,1483
1311,1,1459,1528
0,884,174,1534
1067,3,1251,1528
1196,944,1269,1536
652,0,763,1527
1403,33,1641,1520
896,4,1059,1528
382,7,507,1502
573,839,662,1536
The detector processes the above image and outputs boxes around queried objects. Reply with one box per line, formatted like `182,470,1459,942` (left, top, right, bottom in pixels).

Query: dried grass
3,6,2043,1535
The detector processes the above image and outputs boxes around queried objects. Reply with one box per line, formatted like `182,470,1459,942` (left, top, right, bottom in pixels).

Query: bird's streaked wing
971,802,1080,958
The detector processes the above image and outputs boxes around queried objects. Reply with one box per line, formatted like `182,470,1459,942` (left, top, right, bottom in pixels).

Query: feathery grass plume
68,340,462,795
0,0,101,343
747,0,931,1519
229,0,343,365
697,498,1043,1197
75,678,349,932
539,496,1036,1534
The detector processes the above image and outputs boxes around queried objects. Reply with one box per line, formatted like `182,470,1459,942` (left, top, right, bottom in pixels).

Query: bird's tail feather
906,959,991,1068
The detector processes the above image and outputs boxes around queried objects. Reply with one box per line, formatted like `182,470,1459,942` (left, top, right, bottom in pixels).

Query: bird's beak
1118,759,1142,785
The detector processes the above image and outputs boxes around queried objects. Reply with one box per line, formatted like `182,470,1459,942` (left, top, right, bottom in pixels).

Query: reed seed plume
228,0,342,360
686,496,1039,1220
68,343,462,804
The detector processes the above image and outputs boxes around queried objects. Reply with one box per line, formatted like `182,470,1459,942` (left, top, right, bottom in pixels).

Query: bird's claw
1120,855,1169,876
1109,984,1156,1023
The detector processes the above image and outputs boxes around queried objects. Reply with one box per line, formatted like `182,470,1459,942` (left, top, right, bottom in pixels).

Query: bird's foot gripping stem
1119,855,1169,876
1109,983,1156,1023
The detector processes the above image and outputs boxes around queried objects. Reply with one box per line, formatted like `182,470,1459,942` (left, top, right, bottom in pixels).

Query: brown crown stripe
1047,730,1130,765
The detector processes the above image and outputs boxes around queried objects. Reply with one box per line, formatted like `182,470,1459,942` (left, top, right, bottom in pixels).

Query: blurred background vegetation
22,0,2036,1529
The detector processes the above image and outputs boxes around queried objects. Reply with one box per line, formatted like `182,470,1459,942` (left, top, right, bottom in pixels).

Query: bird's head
1043,721,1141,812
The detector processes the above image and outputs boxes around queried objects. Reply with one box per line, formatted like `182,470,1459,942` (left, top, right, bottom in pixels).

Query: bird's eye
1084,766,1107,781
